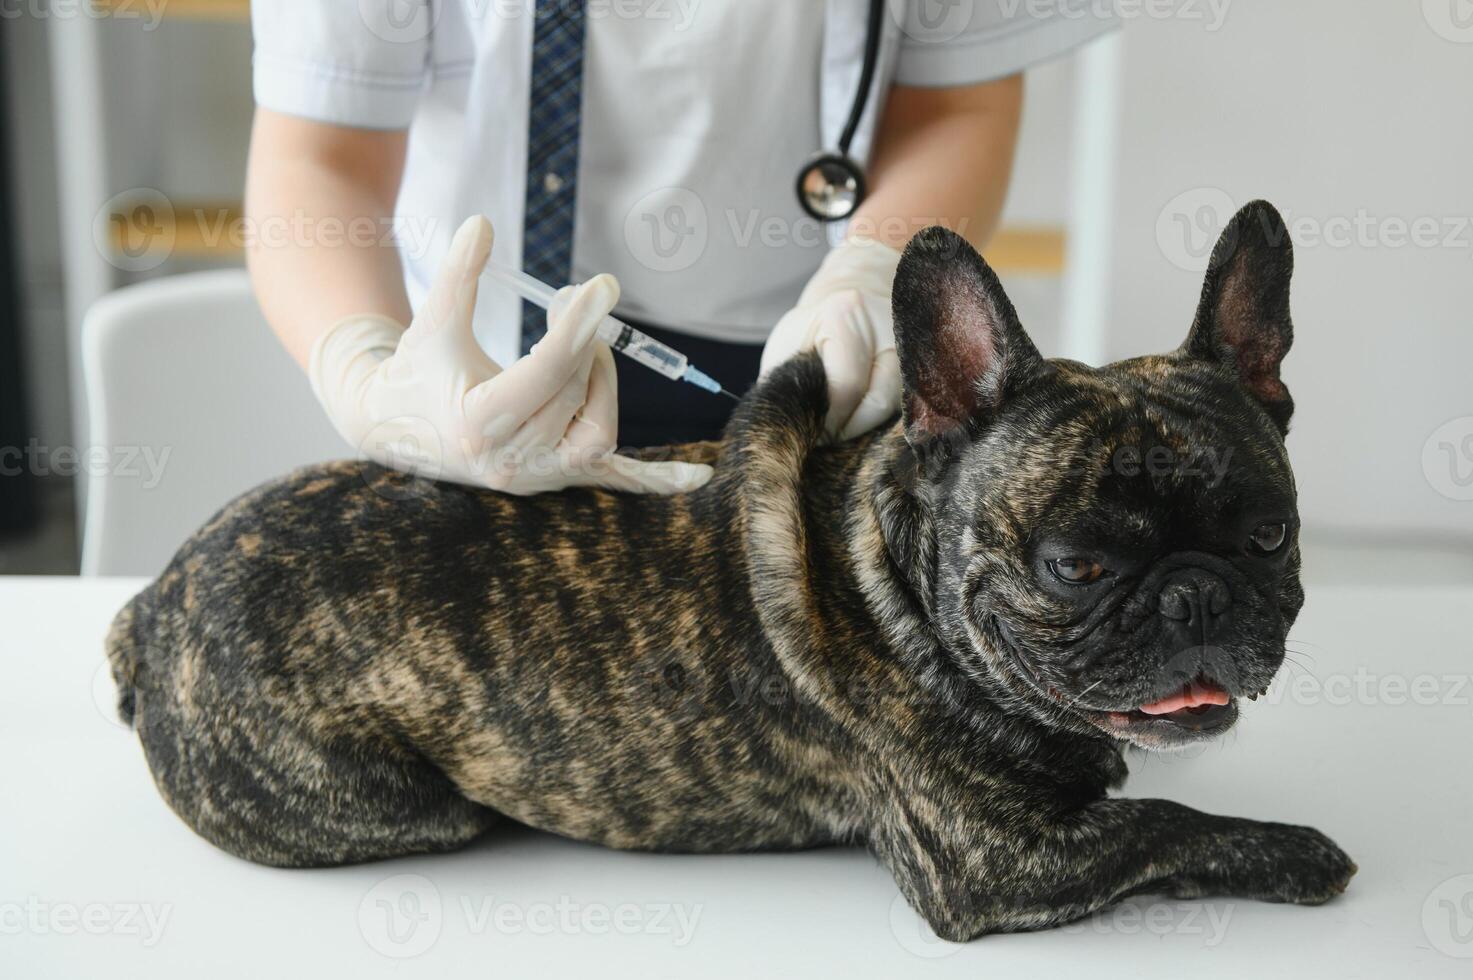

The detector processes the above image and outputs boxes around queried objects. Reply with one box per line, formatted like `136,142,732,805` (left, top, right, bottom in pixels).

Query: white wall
1094,1,1473,538
25,12,254,482
2,12,68,452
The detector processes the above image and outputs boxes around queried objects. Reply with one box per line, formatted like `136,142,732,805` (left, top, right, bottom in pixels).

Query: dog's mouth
1039,671,1241,738
993,619,1258,741
1092,677,1236,734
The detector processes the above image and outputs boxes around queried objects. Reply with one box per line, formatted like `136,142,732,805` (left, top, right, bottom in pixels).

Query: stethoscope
796,0,885,223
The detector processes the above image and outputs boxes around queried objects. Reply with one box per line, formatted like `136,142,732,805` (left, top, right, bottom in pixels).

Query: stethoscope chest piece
796,152,867,223
796,0,883,223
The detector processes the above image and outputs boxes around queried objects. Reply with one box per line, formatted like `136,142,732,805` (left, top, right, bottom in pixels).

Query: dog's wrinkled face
891,202,1303,750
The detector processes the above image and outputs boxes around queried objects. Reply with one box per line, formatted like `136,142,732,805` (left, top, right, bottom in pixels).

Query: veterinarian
245,0,1117,495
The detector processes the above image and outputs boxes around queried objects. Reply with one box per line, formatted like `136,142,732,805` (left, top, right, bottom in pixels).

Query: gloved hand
759,237,904,441
309,215,712,495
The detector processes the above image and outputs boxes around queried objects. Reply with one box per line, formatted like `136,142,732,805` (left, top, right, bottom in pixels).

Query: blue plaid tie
521,0,588,354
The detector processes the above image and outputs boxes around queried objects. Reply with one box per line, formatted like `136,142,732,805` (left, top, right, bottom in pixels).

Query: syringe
483,261,738,400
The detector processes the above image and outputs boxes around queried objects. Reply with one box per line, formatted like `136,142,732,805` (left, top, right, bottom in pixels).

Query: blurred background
0,0,1469,580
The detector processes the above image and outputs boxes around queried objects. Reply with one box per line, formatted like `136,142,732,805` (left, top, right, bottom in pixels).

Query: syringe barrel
484,260,687,381
596,319,688,381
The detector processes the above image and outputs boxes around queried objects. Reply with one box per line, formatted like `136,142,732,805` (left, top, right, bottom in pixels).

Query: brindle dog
108,201,1354,940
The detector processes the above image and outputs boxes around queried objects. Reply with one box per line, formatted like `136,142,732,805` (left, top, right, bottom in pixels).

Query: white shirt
252,0,1118,366
576,4,824,340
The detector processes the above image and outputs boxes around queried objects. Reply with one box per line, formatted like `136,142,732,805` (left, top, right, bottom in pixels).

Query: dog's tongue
1138,679,1230,716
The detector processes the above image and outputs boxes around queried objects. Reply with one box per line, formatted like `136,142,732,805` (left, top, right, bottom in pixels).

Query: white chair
80,270,347,577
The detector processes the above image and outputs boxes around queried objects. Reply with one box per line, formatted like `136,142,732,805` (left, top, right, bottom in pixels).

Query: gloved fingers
504,343,599,453
558,346,714,494
838,345,901,441
462,275,618,437
758,306,817,378
404,215,494,349
535,276,616,363
308,319,411,462
579,452,715,496
515,284,580,374
870,307,897,355
556,347,715,494
765,236,902,380
812,292,877,439
802,237,905,302
561,344,619,453
546,284,576,325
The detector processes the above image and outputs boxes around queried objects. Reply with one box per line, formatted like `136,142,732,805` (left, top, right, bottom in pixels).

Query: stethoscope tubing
839,0,886,158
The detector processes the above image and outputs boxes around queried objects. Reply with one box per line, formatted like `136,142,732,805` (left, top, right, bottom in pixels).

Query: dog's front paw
1230,822,1358,905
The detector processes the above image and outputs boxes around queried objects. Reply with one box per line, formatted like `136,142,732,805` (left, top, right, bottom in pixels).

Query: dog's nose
1157,568,1231,625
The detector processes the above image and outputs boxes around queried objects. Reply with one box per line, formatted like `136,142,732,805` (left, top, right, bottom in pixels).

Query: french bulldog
107,201,1354,940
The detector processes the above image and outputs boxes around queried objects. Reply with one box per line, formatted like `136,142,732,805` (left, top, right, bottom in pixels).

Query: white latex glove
759,237,904,441
309,215,712,495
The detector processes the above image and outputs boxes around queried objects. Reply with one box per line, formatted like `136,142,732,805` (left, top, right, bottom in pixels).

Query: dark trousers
612,319,763,448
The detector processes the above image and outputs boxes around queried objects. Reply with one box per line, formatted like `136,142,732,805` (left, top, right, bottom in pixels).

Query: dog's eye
1049,558,1106,585
1248,522,1288,556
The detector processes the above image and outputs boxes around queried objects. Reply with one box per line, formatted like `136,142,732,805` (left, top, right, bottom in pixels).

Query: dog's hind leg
133,684,498,867
119,601,498,868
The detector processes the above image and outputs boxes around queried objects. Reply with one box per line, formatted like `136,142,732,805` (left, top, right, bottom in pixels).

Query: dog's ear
891,226,1045,451
1184,200,1295,433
